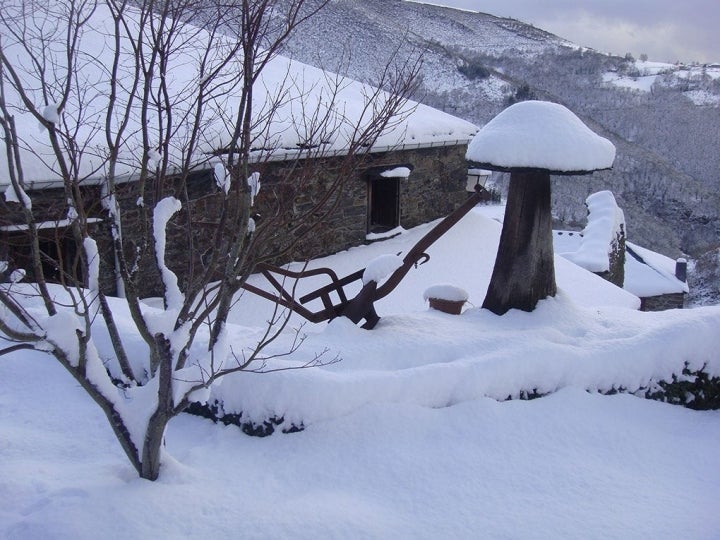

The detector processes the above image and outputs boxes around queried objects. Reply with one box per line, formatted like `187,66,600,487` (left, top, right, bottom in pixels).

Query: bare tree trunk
140,334,174,481
482,171,556,315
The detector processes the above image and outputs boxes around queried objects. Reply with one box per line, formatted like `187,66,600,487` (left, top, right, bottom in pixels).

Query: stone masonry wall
640,293,685,311
247,144,469,263
122,144,469,297
605,225,626,288
397,145,469,230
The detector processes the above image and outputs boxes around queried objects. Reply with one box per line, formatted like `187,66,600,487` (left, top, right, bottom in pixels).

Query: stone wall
592,228,625,287
397,145,469,229
640,293,685,311
247,144,469,264
130,144,468,297
605,225,626,288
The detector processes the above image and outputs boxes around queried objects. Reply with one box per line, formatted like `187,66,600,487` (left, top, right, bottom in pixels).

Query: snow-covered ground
602,71,658,92
2,206,720,539
602,59,720,105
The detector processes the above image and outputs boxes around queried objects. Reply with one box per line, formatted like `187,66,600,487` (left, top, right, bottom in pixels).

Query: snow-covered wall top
466,101,615,173
561,191,624,273
0,2,478,188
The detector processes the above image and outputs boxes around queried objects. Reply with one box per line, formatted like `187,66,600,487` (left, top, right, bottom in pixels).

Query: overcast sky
415,0,719,63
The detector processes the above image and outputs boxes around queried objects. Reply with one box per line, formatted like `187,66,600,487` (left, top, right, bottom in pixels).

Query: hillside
275,0,720,305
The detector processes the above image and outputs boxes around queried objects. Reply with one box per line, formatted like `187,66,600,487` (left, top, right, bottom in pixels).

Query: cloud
533,10,717,63
419,0,719,63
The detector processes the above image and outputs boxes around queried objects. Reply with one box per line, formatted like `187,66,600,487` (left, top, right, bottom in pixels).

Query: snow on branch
38,103,60,131
247,172,261,206
153,197,184,310
3,183,32,210
214,162,230,194
83,237,100,293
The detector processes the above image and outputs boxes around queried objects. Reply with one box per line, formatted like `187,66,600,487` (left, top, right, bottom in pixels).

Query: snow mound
380,167,412,178
211,296,720,428
362,254,403,285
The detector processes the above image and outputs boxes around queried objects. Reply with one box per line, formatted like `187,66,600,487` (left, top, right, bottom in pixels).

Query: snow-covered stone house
554,191,688,310
0,103,477,298
0,4,478,297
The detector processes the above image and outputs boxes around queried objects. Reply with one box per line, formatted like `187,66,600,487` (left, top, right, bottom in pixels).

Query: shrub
458,60,490,80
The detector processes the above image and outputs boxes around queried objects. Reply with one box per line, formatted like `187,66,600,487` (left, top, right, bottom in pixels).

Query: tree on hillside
0,0,419,480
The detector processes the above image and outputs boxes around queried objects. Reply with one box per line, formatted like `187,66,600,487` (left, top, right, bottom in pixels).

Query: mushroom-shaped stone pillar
466,101,616,315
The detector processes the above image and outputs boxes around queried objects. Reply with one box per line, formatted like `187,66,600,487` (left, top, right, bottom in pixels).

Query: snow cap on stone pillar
466,100,616,174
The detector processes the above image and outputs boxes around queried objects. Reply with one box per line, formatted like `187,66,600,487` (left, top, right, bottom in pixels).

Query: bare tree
0,0,419,480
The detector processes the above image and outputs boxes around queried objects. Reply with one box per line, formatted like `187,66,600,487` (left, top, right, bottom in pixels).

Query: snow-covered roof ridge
466,101,616,173
561,191,624,273
0,1,478,188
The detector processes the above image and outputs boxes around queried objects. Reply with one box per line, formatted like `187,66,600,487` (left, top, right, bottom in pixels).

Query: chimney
675,258,687,282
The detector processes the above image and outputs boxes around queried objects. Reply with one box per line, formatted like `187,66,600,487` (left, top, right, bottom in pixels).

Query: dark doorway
368,177,400,233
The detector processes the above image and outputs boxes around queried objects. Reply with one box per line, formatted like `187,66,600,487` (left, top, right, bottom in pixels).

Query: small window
38,234,85,285
466,168,491,192
2,228,85,285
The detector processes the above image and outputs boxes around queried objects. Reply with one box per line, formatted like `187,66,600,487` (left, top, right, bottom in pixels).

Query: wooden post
482,170,557,315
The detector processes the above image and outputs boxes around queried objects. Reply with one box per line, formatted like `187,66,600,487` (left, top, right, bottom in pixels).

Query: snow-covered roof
466,101,616,173
624,242,688,297
554,232,688,297
553,190,686,298
0,2,478,189
0,217,103,232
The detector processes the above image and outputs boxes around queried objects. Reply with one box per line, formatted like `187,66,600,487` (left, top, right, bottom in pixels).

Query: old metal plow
241,189,485,329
